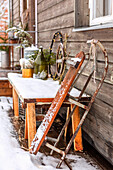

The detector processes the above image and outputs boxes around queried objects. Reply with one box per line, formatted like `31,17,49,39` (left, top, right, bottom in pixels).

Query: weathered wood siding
37,0,113,165
11,0,20,66
13,0,20,25
75,0,89,27
12,0,35,54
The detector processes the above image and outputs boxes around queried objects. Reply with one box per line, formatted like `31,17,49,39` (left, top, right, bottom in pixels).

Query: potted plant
6,22,33,69
34,47,56,79
6,22,33,48
19,58,34,78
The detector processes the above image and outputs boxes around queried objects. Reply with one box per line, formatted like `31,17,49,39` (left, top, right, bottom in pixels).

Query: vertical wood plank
27,103,36,149
24,108,28,139
79,0,83,27
71,104,83,151
11,46,14,69
64,106,70,141
13,88,14,111
75,0,79,27
75,0,89,27
9,46,11,68
13,88,19,117
84,0,89,26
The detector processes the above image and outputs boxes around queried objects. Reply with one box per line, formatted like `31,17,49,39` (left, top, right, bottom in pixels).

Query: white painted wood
27,0,29,9
89,0,113,26
73,23,113,32
95,0,103,18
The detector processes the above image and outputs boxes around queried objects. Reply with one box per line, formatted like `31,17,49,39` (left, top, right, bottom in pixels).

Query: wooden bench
8,72,89,150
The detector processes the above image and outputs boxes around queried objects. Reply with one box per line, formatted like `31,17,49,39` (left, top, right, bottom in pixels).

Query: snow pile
0,97,98,170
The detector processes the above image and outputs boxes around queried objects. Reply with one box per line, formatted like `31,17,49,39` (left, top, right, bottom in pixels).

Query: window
89,0,113,26
73,0,113,32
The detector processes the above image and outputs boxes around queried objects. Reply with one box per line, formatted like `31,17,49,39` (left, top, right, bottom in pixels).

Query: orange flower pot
22,68,33,78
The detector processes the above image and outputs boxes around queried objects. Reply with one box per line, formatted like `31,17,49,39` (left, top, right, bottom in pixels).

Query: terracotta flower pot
22,68,33,78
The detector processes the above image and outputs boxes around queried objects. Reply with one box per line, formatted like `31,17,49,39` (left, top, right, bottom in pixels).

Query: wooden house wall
13,0,20,26
37,0,113,165
11,0,20,66
22,0,35,42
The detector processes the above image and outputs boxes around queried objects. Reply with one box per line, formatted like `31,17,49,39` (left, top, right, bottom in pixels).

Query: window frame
89,0,113,26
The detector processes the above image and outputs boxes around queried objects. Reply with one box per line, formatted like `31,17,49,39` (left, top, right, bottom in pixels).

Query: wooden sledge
50,40,108,169
30,51,85,154
30,40,108,170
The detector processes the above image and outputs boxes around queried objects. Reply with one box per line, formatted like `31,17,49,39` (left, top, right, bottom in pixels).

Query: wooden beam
27,103,36,149
71,104,83,151
13,88,19,117
0,89,12,97
64,106,70,141
24,108,28,139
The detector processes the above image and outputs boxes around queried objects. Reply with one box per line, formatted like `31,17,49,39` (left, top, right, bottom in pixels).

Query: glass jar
24,44,39,59
34,47,48,79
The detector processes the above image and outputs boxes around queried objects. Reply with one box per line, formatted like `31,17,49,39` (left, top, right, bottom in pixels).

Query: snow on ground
0,97,99,170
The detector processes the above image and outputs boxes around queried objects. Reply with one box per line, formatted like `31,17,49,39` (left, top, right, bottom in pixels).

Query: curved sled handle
87,39,109,104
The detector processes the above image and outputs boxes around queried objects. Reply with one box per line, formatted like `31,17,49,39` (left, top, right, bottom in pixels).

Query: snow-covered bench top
8,73,88,103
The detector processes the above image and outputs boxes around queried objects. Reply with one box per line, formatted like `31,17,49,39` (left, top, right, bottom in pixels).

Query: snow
71,58,81,62
0,77,8,80
24,44,39,51
8,73,87,99
0,96,99,170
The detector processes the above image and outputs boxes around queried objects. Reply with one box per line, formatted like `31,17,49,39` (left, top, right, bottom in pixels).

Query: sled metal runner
30,40,108,169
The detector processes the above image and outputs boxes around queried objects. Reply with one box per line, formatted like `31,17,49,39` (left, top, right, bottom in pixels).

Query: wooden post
11,46,14,70
13,88,19,117
9,46,11,68
24,108,28,139
27,103,36,149
64,106,70,141
71,104,83,151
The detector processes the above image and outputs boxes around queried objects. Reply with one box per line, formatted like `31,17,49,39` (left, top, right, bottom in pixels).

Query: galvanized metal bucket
1,51,10,68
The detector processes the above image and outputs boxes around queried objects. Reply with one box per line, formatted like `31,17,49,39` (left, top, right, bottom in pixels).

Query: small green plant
19,58,34,69
6,22,33,48
30,48,56,67
28,50,39,61
43,49,56,65
33,48,56,79
0,31,9,52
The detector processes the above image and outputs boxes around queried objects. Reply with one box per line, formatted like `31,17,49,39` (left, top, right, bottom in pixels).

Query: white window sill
72,23,113,32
